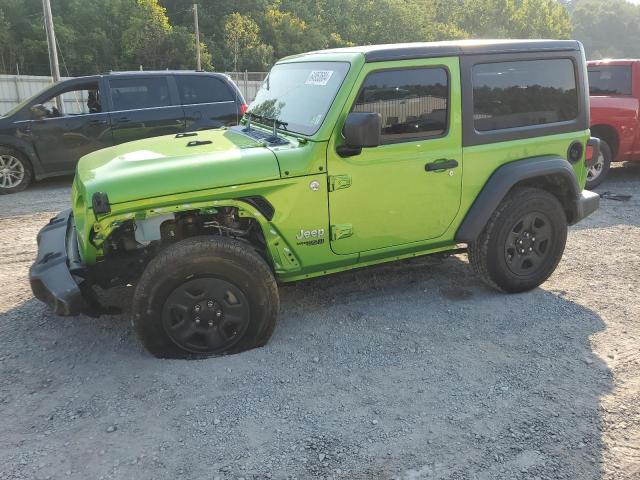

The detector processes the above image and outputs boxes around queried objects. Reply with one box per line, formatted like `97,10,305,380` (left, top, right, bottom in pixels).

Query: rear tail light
585,145,594,163
586,137,601,167
240,103,248,115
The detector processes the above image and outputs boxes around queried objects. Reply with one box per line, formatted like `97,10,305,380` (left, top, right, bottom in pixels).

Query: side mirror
338,112,381,157
30,104,48,120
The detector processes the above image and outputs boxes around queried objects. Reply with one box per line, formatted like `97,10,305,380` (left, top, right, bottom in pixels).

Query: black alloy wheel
162,277,250,354
503,212,553,276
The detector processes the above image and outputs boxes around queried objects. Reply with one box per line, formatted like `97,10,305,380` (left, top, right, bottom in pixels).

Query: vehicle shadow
276,254,612,478
0,253,611,479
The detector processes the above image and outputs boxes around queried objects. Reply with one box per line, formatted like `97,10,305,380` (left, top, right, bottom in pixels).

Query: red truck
587,59,640,188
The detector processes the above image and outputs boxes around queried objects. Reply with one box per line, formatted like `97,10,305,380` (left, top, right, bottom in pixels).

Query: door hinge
330,224,353,241
328,174,352,192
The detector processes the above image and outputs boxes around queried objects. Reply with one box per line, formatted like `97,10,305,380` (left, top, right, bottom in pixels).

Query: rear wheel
586,139,611,189
132,236,279,359
0,148,32,194
468,187,567,293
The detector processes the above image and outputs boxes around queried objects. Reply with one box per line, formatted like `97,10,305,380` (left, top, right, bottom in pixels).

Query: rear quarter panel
441,130,591,241
590,96,639,161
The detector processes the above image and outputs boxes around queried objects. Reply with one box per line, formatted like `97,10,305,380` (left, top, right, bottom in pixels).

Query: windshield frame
246,60,351,137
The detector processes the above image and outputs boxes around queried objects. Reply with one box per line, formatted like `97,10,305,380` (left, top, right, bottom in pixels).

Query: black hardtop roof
305,39,582,62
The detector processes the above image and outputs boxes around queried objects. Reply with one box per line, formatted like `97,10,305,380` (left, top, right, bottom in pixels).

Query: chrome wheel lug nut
194,305,201,312
216,311,222,317
208,321,214,327
529,247,533,252
207,300,214,308
194,317,200,324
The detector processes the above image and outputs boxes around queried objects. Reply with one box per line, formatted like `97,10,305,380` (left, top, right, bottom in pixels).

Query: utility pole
42,0,61,83
193,4,202,71
42,0,63,112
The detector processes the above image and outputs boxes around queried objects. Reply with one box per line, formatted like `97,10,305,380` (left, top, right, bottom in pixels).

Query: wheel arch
589,124,618,159
455,156,581,243
93,196,298,275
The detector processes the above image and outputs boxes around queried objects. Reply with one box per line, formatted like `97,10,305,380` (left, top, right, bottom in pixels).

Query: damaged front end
29,210,89,315
29,198,290,317
90,203,267,290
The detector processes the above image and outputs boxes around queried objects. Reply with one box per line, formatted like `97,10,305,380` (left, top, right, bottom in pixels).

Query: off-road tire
132,236,279,359
468,187,567,293
0,147,32,194
585,139,611,189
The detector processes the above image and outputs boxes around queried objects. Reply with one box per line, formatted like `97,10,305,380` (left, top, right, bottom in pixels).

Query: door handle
425,159,459,172
88,119,107,125
116,117,130,123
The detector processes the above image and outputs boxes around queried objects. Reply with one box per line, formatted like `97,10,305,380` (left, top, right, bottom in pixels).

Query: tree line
0,0,633,76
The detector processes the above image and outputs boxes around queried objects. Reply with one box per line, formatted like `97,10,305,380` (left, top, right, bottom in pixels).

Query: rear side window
352,67,449,143
175,75,235,104
588,66,632,95
472,59,579,132
110,77,172,111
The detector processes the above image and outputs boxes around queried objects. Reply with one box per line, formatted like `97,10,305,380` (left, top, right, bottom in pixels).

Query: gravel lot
1,165,639,480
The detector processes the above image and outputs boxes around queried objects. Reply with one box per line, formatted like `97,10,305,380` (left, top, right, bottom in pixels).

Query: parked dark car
0,71,247,193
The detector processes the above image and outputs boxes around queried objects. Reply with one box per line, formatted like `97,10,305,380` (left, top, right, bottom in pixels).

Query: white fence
0,72,268,116
0,74,73,115
225,71,268,103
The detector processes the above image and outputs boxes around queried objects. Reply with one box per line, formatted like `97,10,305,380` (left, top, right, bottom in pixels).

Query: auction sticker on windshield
305,70,334,86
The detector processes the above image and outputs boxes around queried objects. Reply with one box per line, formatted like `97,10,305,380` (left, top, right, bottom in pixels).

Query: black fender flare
455,156,581,243
0,133,43,178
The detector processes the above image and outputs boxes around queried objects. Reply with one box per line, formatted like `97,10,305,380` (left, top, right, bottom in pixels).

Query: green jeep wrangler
30,40,600,358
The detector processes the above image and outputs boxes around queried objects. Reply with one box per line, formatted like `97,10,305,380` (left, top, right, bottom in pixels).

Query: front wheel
468,187,568,293
0,148,32,194
132,236,279,359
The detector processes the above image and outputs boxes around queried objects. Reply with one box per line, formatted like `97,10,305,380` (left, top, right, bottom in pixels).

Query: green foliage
224,12,261,71
0,0,212,74
0,0,576,75
571,0,640,59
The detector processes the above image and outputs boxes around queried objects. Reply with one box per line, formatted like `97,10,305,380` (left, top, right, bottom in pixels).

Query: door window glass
176,75,235,104
472,59,579,131
110,77,172,111
38,82,101,118
352,67,449,143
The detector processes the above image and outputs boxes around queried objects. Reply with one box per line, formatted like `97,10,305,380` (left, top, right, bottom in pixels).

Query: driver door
327,58,462,255
29,80,113,173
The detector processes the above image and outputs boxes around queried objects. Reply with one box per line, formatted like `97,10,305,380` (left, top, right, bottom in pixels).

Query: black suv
0,71,247,193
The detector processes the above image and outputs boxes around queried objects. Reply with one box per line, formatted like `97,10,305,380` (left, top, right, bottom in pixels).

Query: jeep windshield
247,61,350,136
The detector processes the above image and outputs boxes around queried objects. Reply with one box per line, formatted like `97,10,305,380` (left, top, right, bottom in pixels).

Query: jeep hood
75,128,281,205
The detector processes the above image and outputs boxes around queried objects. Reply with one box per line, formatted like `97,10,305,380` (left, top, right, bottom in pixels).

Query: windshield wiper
244,111,289,144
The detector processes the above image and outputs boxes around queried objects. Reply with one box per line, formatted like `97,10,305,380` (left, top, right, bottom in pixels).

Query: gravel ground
0,165,639,480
